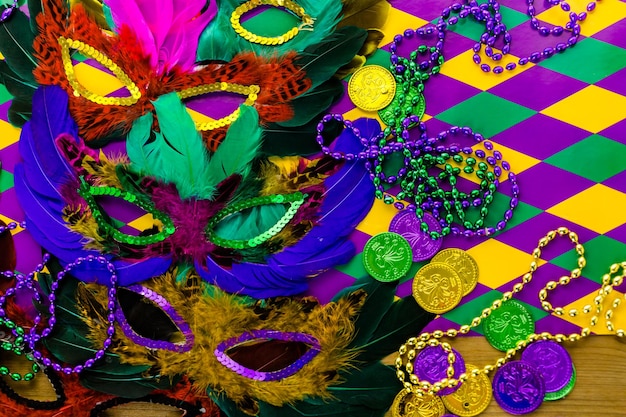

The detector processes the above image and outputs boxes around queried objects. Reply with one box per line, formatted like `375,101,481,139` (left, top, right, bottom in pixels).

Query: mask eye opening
178,83,260,131
58,36,142,106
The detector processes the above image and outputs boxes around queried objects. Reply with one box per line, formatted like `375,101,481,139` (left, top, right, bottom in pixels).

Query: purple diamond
489,66,587,111
493,113,591,159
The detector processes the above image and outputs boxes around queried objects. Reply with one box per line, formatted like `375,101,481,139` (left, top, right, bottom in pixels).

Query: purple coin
493,361,546,415
415,345,466,396
389,211,442,261
521,340,573,393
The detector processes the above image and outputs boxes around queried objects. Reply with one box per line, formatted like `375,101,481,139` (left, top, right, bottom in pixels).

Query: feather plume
0,9,37,83
277,78,344,128
197,0,342,62
206,105,263,185
127,92,216,200
339,0,390,31
104,0,216,73
196,124,374,298
293,26,367,91
69,0,110,28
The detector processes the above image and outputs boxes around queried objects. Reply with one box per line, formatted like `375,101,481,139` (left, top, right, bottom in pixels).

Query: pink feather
105,0,216,73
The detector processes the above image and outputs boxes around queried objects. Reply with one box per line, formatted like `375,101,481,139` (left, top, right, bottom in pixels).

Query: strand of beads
316,115,519,238
394,227,625,398
0,0,18,23
0,225,119,376
430,0,597,74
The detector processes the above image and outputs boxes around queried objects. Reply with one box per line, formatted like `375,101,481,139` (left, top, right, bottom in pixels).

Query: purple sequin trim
115,285,194,353
214,330,321,381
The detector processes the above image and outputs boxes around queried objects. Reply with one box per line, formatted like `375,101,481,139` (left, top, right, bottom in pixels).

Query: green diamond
545,135,626,182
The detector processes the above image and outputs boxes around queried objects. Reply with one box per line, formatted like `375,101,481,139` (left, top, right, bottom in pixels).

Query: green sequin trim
206,192,306,249
77,177,176,246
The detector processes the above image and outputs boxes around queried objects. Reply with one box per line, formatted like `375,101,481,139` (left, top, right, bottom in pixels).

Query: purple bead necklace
430,0,599,73
316,116,520,238
0,221,118,375
0,0,18,23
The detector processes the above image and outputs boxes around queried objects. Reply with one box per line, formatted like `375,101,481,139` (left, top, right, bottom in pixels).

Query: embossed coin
348,65,396,111
362,232,412,282
442,364,492,416
492,361,545,415
521,340,573,393
544,365,576,401
379,86,426,126
482,299,535,352
391,389,446,417
412,263,464,314
431,249,479,296
415,345,466,396
389,211,442,261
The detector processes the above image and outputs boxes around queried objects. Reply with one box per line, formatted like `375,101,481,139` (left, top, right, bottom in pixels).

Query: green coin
482,299,535,352
544,365,576,401
378,86,426,127
362,232,412,282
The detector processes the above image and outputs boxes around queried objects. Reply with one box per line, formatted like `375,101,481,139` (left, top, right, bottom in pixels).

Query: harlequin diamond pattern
0,0,625,341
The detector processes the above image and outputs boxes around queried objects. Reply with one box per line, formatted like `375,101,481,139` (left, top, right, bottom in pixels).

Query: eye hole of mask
178,83,259,131
58,36,141,106
215,330,321,380
76,178,175,246
116,285,193,352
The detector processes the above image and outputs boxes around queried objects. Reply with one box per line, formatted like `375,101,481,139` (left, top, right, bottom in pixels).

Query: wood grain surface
2,336,625,416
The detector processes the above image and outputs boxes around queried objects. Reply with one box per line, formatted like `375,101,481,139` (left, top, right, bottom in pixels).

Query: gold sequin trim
58,36,141,106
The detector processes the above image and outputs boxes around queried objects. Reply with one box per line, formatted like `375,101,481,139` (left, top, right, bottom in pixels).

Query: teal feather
261,117,343,157
293,26,367,91
0,9,37,82
205,104,262,185
196,0,343,62
27,0,43,34
277,77,344,127
127,93,215,200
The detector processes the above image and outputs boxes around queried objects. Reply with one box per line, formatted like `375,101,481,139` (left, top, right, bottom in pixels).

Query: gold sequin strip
395,227,626,397
58,36,141,106
178,82,260,131
230,0,314,46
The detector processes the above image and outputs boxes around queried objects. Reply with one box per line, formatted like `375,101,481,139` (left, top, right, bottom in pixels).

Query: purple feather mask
14,86,375,297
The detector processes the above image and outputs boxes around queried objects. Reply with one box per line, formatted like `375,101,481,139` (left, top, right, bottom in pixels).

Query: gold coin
431,248,479,296
441,364,492,417
412,263,463,314
348,65,396,112
391,389,446,417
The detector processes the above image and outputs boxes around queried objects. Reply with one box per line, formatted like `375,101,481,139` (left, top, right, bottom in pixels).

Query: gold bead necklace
395,227,625,397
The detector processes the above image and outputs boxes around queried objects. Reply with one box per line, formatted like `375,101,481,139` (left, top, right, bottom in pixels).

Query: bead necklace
230,0,314,46
431,0,599,74
0,221,119,376
316,116,519,239
0,0,18,23
394,227,625,398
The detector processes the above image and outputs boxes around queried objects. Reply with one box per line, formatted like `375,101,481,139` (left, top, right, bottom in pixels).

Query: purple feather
197,126,375,298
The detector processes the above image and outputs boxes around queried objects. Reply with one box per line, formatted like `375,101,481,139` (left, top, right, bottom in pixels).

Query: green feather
27,0,43,34
261,117,343,157
277,77,344,127
197,0,342,62
206,104,262,185
293,26,368,91
0,60,37,99
0,9,37,82
127,93,216,200
7,99,31,126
